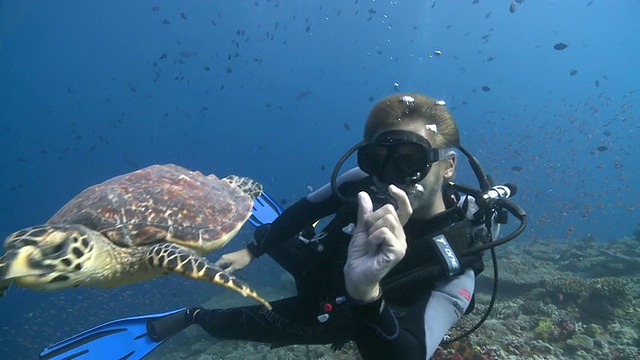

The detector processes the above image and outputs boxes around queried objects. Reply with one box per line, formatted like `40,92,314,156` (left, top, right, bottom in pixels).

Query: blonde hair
363,93,460,148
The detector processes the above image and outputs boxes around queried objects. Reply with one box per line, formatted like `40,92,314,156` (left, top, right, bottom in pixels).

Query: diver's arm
353,269,476,360
246,197,335,257
247,167,368,258
346,185,476,359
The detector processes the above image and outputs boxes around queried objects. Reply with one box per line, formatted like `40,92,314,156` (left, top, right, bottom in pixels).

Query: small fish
553,42,568,51
162,19,171,25
481,85,491,92
509,2,517,13
569,69,578,76
178,50,197,58
511,165,523,172
295,90,311,101
596,145,608,152
595,80,600,87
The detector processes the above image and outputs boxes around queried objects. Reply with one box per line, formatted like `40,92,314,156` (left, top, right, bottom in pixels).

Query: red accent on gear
459,288,471,301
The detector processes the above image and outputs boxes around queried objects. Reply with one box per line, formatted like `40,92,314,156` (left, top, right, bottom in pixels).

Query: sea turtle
0,164,270,309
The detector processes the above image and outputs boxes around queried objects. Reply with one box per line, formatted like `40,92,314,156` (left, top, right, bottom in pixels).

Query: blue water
1,1,638,358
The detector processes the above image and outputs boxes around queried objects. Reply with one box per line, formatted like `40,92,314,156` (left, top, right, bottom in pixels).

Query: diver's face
369,121,455,216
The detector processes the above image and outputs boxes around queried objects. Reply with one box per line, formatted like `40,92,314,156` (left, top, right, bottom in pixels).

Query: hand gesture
344,185,412,302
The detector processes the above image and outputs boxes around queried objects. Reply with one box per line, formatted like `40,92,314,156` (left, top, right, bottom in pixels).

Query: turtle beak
0,248,51,283
0,259,10,296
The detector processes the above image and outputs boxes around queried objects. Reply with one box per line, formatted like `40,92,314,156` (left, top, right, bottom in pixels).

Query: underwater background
0,1,638,359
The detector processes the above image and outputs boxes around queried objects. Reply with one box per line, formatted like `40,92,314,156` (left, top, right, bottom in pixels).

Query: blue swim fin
40,308,186,360
249,191,284,227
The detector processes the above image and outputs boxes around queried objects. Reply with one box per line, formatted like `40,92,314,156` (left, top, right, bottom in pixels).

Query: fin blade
40,308,185,360
249,192,283,227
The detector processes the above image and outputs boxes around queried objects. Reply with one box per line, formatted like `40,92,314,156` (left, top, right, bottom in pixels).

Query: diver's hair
364,93,460,148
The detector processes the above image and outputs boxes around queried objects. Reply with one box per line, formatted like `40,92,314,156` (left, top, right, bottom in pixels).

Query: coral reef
444,236,640,359
533,319,554,341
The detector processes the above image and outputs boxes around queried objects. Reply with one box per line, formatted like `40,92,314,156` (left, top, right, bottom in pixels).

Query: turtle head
1,224,102,292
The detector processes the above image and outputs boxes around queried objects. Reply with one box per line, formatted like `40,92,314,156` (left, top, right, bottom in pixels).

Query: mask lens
357,144,388,176
358,142,431,184
392,143,429,176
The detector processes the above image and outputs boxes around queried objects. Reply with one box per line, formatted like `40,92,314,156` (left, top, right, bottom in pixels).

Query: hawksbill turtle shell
0,164,270,309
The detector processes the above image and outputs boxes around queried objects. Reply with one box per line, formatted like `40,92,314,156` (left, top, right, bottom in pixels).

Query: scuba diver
40,93,526,360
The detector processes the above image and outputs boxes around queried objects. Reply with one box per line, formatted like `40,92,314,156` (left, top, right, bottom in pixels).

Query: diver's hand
213,248,254,274
344,185,411,303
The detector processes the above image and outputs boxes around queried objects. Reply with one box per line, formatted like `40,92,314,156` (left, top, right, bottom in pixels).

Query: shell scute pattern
47,164,253,252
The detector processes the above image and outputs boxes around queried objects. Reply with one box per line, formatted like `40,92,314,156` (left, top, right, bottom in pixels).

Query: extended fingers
388,184,412,225
358,188,408,245
355,191,374,233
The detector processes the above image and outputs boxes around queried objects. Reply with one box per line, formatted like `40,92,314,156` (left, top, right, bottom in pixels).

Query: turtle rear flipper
146,243,271,310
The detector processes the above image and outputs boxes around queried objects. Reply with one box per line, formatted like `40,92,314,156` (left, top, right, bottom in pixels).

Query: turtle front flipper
146,243,271,310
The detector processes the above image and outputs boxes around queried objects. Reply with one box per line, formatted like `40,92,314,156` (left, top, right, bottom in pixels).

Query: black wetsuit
192,169,484,359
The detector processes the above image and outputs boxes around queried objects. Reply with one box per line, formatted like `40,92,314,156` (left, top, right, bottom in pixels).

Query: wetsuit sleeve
247,167,368,258
353,269,476,360
247,197,337,258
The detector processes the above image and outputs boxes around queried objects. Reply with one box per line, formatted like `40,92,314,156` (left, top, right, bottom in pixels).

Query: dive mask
357,130,449,185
